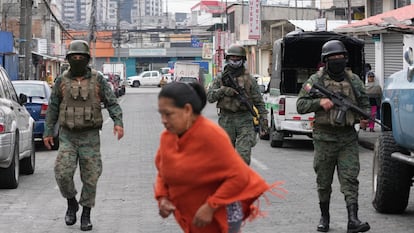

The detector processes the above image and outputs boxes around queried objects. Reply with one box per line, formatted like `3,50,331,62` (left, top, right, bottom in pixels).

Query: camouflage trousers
54,128,102,208
313,131,360,205
218,111,257,165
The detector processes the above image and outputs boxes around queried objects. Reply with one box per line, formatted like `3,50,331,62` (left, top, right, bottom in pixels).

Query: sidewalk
358,123,381,150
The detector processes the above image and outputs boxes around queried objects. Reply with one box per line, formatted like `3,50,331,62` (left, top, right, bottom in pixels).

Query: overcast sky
164,0,200,13
163,0,321,14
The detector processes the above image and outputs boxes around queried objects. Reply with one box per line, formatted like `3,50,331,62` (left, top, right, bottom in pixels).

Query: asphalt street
0,86,413,233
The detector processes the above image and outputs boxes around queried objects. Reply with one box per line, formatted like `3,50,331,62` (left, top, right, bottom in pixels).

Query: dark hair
367,71,375,77
158,82,207,114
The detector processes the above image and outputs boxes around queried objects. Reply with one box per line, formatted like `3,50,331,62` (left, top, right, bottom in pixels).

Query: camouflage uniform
207,72,267,165
44,68,123,208
296,70,370,206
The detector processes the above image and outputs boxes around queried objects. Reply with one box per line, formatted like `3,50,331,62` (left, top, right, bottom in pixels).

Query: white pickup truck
263,31,365,147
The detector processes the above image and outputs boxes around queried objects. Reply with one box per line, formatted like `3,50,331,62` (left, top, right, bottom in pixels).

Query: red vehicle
104,73,123,97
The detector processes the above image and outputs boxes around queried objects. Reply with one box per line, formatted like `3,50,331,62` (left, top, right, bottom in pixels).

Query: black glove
220,86,237,96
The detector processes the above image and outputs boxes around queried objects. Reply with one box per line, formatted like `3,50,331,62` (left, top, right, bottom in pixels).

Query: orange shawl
154,116,276,233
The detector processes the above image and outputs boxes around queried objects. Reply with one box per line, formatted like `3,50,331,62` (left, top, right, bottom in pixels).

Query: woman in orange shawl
154,82,284,233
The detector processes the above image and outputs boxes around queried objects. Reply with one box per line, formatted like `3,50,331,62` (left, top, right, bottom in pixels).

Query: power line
42,0,73,40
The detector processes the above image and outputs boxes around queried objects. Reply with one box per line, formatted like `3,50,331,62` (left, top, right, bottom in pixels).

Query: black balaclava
326,58,347,81
224,60,245,78
68,55,90,76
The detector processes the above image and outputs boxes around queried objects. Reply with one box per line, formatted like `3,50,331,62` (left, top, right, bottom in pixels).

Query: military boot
65,197,79,225
347,203,370,233
317,202,330,232
80,206,93,231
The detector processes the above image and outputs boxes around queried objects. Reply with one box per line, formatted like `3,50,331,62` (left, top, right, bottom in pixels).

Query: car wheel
372,131,411,214
0,133,20,189
269,113,283,147
132,81,140,87
20,132,35,175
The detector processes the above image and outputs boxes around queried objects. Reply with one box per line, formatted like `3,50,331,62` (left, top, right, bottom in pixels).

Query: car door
0,70,31,152
140,71,151,86
151,71,160,85
397,71,414,145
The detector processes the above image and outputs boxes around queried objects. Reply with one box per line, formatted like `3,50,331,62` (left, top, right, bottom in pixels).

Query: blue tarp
0,31,14,53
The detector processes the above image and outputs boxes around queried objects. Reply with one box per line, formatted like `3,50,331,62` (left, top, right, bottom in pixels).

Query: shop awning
32,51,64,61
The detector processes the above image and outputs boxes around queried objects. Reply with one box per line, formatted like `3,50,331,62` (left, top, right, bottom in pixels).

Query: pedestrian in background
296,40,371,233
363,63,372,84
365,71,382,132
43,40,124,231
155,82,285,233
46,70,54,87
206,44,268,165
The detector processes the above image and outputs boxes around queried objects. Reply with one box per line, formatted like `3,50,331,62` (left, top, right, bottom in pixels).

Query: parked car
127,70,162,87
103,73,122,97
118,74,126,96
372,47,414,214
12,80,59,151
0,67,36,189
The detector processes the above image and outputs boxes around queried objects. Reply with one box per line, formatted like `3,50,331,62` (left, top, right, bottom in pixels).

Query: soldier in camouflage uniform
43,40,124,231
207,44,268,165
296,40,370,233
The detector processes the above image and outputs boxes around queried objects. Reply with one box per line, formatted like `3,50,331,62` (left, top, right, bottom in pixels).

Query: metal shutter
383,33,404,78
362,36,375,71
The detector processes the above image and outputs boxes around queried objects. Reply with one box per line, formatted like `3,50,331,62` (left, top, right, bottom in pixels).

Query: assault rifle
222,72,258,118
306,82,390,130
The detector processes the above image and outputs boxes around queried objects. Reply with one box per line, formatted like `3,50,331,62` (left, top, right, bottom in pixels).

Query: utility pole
347,0,352,24
116,0,122,62
138,0,142,48
165,0,168,28
19,0,32,80
295,0,298,19
88,0,97,68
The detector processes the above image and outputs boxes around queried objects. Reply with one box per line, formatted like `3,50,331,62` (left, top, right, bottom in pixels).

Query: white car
0,67,36,189
127,71,162,87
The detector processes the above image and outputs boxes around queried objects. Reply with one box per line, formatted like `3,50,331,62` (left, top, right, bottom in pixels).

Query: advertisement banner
249,0,261,40
202,43,213,59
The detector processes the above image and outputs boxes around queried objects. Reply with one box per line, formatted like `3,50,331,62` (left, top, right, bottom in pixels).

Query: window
51,27,55,43
395,0,410,8
228,12,235,33
370,0,383,16
0,76,4,98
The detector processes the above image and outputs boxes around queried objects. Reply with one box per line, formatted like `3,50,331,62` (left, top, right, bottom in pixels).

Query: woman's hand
158,197,176,218
192,203,216,227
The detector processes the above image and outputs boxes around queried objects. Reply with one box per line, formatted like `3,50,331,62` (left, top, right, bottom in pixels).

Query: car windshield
14,84,45,98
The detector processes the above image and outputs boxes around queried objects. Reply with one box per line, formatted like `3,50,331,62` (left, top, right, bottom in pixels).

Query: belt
220,109,250,115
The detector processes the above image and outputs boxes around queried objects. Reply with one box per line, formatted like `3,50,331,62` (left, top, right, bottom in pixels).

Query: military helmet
226,44,246,60
66,40,90,59
321,40,348,62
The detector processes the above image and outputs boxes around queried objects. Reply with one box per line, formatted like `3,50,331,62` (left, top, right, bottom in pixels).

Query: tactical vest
58,70,103,130
217,73,252,113
314,72,359,127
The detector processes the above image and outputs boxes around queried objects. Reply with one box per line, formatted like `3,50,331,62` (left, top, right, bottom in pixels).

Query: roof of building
334,4,414,33
191,0,225,14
